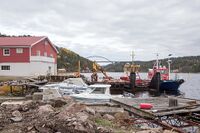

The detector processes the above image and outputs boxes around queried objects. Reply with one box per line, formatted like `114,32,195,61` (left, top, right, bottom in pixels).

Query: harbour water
82,72,200,100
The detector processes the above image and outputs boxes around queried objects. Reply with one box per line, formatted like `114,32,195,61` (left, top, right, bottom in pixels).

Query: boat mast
131,50,135,65
156,53,159,69
167,54,172,80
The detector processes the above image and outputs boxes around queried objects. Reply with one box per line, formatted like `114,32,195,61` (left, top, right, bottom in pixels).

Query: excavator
91,61,111,82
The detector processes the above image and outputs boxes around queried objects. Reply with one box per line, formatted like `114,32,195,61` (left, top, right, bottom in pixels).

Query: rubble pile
0,96,132,133
0,96,177,133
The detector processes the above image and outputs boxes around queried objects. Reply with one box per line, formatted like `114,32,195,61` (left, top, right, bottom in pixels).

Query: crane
91,61,111,82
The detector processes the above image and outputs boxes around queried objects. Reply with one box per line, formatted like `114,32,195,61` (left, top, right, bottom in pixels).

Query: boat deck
111,97,200,118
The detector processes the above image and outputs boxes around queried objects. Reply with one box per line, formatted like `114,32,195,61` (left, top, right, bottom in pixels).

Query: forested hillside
1,33,199,73
57,47,93,72
103,56,200,73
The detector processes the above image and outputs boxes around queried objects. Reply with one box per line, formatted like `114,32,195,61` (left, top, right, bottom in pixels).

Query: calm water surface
82,72,200,100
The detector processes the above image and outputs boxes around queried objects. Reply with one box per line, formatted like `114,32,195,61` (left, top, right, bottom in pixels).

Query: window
3,48,10,56
44,52,47,57
1,65,10,70
50,54,53,58
16,48,23,53
36,50,40,56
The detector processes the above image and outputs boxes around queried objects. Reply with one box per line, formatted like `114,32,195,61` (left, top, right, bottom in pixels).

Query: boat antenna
131,50,135,65
155,53,159,69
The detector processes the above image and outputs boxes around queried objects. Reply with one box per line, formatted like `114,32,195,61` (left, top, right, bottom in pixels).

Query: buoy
140,103,153,109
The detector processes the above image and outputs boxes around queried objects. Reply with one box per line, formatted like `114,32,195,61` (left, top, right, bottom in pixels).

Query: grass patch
94,118,113,127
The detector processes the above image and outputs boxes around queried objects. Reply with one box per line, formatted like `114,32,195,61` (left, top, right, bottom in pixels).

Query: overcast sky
0,0,200,61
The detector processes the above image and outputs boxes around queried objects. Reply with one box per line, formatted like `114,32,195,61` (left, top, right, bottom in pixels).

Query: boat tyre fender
177,79,184,85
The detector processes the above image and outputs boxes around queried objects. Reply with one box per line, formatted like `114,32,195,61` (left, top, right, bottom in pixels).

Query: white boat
70,84,123,103
40,78,89,95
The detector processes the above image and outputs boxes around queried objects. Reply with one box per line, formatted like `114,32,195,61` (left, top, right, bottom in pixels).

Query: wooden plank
111,97,200,117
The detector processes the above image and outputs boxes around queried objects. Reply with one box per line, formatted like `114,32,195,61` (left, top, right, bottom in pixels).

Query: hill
103,56,200,73
57,47,93,72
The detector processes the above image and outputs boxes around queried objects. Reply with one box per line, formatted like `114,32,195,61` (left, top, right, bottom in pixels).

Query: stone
114,111,130,120
103,114,115,121
27,126,34,131
38,104,54,115
74,124,87,132
85,107,95,115
10,110,22,122
32,92,43,101
163,130,178,133
76,112,89,122
50,98,67,108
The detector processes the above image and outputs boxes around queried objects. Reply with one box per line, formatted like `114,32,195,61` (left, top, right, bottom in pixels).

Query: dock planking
111,97,200,118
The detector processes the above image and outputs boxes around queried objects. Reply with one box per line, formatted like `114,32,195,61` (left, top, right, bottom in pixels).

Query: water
82,72,200,100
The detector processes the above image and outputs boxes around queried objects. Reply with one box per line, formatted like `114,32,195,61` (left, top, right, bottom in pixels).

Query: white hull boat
40,78,89,95
71,84,123,103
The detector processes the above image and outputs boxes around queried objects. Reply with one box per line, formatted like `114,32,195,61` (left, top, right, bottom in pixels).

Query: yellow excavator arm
91,61,110,81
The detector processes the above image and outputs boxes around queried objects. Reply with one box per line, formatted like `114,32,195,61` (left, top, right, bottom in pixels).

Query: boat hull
159,79,184,94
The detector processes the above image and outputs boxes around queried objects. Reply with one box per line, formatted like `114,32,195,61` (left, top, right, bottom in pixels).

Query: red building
0,36,58,76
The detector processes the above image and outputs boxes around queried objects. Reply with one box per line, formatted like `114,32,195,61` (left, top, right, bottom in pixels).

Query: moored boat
148,54,184,94
71,84,123,103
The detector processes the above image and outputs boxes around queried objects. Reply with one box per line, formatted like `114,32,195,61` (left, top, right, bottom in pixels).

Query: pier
111,97,200,133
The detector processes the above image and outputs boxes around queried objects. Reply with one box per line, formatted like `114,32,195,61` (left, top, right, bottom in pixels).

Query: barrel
140,103,153,109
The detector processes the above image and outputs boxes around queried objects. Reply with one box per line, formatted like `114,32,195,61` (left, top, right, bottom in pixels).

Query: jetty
111,97,200,133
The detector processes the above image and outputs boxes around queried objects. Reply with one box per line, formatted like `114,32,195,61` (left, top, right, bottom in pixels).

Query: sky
0,0,200,61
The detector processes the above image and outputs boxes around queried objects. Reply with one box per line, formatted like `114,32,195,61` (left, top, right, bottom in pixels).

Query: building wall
31,39,57,63
0,62,57,76
0,47,30,63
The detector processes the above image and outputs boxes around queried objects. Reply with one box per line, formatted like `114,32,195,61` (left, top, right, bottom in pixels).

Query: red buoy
140,103,153,109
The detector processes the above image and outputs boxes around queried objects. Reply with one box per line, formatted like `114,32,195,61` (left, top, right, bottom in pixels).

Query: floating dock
111,97,200,133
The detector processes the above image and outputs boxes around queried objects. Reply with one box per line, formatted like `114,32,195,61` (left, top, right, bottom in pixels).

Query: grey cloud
0,0,200,61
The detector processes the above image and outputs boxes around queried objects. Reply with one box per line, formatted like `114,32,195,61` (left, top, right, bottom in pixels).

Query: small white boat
40,78,89,95
71,84,123,103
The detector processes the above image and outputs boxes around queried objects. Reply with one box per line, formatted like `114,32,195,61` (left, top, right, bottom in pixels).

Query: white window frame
1,65,10,70
3,48,10,56
36,50,40,56
16,48,23,54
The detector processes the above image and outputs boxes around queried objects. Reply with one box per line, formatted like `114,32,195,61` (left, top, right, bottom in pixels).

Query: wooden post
130,72,136,91
169,97,178,107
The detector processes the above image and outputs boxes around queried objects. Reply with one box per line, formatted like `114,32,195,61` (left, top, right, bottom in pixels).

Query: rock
34,125,52,133
103,114,115,121
10,110,22,122
85,107,95,115
74,124,87,132
94,113,102,118
32,92,43,101
114,111,130,120
97,126,111,133
38,104,54,115
27,126,34,131
1,101,23,111
136,128,163,133
76,112,89,122
20,100,34,111
50,98,68,108
163,130,178,133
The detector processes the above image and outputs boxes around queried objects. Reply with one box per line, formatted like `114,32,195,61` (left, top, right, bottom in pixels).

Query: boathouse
0,36,58,76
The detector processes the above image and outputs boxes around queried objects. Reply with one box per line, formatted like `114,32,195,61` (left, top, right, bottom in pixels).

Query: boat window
160,70,168,74
90,87,105,94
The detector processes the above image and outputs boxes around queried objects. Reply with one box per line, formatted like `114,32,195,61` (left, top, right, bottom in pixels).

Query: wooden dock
111,97,200,118
111,97,200,133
